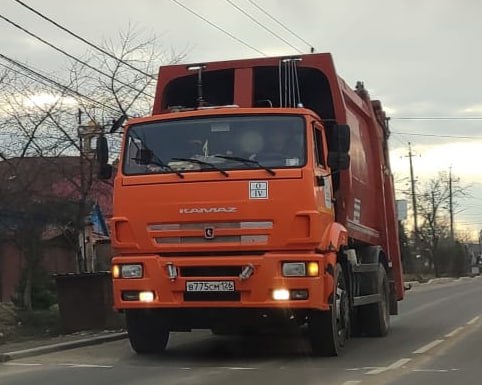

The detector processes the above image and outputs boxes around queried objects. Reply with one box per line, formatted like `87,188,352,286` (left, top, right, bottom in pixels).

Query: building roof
0,156,113,218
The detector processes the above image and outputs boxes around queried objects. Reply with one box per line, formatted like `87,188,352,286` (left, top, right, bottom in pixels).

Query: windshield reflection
123,115,305,175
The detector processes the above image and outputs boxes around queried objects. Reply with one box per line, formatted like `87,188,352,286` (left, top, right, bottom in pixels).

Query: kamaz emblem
204,226,215,240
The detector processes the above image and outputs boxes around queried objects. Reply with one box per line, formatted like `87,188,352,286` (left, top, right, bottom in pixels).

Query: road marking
366,358,411,375
3,362,43,366
445,326,464,338
467,316,480,325
57,363,113,368
413,339,444,354
413,368,459,373
341,381,361,385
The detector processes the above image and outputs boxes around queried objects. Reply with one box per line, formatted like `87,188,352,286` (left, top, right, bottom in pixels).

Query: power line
246,0,315,51
0,53,119,114
0,61,58,95
223,0,303,54
392,131,482,139
170,0,267,56
392,117,482,120
0,61,116,115
13,0,156,80
389,133,407,147
0,13,153,98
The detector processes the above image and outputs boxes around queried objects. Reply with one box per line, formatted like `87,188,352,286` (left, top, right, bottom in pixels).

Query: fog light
122,291,139,301
291,289,309,300
272,289,290,301
139,291,154,302
112,265,120,278
307,262,319,277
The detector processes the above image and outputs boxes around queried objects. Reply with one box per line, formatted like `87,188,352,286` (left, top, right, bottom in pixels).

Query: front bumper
112,253,333,311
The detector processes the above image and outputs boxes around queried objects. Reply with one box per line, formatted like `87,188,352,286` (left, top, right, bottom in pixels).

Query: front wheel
126,310,170,354
308,263,350,356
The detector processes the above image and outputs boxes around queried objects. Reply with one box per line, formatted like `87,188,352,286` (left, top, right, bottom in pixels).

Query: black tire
126,310,170,354
308,263,350,356
359,264,390,337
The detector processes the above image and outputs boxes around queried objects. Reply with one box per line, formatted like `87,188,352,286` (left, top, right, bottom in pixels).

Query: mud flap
389,280,398,315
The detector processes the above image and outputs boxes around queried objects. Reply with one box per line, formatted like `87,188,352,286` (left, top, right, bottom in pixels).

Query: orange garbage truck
101,53,404,356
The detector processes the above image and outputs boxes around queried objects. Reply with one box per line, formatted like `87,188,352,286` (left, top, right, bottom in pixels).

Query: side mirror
329,124,350,153
98,163,113,180
96,136,112,179
328,152,350,170
96,136,109,165
327,124,350,170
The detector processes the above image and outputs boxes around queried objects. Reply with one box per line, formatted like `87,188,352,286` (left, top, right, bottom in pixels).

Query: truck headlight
282,262,319,277
282,262,306,276
121,264,143,278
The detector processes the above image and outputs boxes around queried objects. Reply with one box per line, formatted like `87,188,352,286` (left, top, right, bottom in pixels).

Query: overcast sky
1,0,481,237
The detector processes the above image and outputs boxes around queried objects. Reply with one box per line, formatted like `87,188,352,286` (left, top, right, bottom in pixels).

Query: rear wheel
308,263,350,356
359,264,390,337
126,310,170,354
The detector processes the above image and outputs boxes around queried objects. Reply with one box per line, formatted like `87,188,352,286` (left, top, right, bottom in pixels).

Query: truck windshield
123,115,305,175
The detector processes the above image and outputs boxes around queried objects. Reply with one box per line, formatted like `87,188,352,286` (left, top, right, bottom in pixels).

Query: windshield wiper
171,158,229,177
214,155,276,176
131,157,184,179
129,131,184,178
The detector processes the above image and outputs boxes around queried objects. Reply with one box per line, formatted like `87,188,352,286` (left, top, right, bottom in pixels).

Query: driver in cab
239,128,301,167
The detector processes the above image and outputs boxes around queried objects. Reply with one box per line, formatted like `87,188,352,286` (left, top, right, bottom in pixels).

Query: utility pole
77,116,103,273
448,166,454,240
77,109,86,273
406,142,418,243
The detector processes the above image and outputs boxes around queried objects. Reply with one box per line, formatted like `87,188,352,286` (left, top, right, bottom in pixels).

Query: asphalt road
1,277,482,385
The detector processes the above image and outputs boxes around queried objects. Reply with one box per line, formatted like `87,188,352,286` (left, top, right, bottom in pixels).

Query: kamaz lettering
179,207,237,214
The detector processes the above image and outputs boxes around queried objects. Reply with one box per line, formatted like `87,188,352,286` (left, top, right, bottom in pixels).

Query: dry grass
0,302,61,345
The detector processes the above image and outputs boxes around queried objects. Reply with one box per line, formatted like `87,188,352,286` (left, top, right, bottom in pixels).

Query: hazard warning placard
249,181,268,200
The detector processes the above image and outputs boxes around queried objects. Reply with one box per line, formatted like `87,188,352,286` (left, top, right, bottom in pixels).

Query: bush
13,267,58,310
435,241,467,277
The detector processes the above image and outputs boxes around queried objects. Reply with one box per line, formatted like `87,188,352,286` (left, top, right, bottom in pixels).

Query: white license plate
186,281,235,292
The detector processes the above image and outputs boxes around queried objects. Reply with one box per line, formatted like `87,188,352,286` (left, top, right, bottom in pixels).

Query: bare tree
417,171,467,276
0,25,188,309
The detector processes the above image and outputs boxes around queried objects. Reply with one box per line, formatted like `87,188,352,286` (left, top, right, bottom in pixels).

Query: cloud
1,0,481,235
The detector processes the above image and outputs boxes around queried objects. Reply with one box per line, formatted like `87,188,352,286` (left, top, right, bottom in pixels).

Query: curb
427,277,453,285
455,276,473,282
405,275,481,288
405,281,421,288
0,332,127,363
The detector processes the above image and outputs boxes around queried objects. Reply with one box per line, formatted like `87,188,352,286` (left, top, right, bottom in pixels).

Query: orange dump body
111,53,403,317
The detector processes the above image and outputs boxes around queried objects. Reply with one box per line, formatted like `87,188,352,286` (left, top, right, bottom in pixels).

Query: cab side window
313,125,325,167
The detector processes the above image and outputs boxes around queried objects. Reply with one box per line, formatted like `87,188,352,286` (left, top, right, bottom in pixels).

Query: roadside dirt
0,303,61,345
